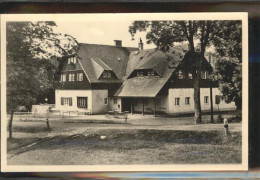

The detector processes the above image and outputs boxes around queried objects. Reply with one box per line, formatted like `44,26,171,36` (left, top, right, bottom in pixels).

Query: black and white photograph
1,13,248,172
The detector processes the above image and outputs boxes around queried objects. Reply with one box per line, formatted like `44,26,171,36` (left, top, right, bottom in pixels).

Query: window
215,95,221,104
77,73,83,81
103,71,111,78
188,73,193,79
68,56,77,64
148,70,155,76
201,71,208,79
175,97,180,106
77,97,88,109
113,98,117,104
178,70,184,79
137,71,144,77
185,97,190,106
69,73,75,81
107,72,111,78
143,99,148,106
61,97,72,106
104,98,108,105
60,73,66,82
204,96,209,104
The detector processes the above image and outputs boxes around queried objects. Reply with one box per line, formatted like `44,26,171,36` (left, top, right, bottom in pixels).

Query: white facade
55,89,108,114
108,97,122,112
168,88,236,114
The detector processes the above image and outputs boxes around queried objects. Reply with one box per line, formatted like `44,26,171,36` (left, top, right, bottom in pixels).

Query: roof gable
76,43,137,83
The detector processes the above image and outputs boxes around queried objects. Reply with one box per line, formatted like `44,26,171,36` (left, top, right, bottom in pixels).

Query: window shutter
61,97,64,105
69,97,72,106
85,97,88,108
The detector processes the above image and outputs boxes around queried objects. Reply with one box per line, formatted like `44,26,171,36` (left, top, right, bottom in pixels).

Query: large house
55,40,236,115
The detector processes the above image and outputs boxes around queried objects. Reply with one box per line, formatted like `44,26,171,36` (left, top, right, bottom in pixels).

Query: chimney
114,40,122,47
138,38,144,50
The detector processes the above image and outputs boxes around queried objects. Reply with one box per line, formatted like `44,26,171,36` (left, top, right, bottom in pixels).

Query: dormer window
137,71,144,77
103,71,112,78
148,70,155,76
68,56,77,64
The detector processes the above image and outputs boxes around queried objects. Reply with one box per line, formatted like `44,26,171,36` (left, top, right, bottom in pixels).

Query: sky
54,21,156,49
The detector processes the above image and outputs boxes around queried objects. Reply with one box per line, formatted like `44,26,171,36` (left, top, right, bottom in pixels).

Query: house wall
55,89,92,112
108,97,122,112
91,90,108,114
168,88,236,114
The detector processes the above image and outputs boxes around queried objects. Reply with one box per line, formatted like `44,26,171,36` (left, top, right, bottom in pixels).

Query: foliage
6,21,78,111
214,58,242,109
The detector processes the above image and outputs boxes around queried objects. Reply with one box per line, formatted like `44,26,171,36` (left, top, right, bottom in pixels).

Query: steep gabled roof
76,43,138,83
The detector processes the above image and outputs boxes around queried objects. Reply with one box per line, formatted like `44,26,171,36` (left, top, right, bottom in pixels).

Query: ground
6,113,242,165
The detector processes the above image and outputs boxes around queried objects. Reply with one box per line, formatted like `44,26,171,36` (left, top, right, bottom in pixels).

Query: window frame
61,73,66,82
178,70,184,79
77,97,88,109
113,98,118,104
77,72,83,81
185,97,190,106
104,98,108,105
204,96,209,104
175,97,180,106
69,73,75,81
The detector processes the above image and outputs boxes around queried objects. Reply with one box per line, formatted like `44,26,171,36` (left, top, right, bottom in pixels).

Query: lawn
7,128,242,165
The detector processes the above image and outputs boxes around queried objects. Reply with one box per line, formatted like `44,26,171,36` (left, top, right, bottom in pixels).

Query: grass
7,129,242,165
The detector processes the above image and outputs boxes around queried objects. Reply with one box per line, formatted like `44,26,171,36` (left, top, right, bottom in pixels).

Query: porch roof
114,69,173,98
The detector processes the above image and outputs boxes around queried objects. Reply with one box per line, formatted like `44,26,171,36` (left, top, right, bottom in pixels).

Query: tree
129,20,242,123
212,21,242,110
7,21,77,138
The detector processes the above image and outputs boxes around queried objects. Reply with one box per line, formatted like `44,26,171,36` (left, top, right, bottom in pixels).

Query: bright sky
55,21,156,49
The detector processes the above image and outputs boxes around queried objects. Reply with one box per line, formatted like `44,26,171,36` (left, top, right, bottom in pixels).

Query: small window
204,96,209,104
68,57,77,64
77,73,83,81
148,70,155,76
60,73,66,82
215,95,221,104
69,73,75,81
113,98,117,104
185,97,190,106
107,72,111,78
103,71,111,78
201,71,208,79
175,97,180,106
178,70,184,79
137,71,144,77
61,97,72,106
188,73,193,79
104,98,108,105
143,99,148,106
77,97,87,109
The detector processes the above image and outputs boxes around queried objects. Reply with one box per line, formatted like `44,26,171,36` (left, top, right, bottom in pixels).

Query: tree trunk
8,110,14,138
210,80,214,123
194,72,202,124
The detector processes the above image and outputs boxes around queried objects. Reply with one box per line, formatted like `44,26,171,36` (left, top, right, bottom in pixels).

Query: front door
121,98,132,112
